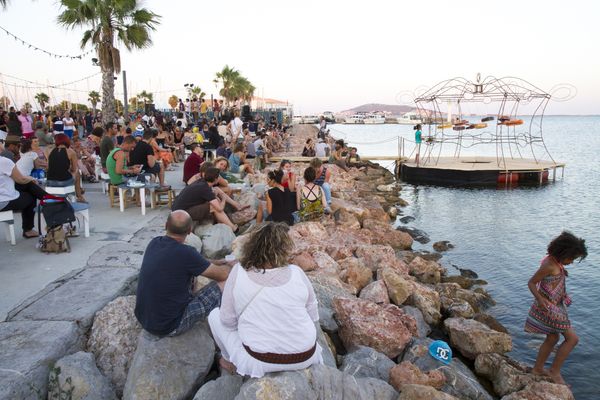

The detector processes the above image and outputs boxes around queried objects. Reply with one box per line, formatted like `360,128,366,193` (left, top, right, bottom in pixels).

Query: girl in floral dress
525,231,587,386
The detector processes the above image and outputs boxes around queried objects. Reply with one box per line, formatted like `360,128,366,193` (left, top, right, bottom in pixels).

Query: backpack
40,225,70,253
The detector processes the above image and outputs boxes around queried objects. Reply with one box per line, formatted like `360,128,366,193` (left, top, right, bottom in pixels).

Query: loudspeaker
242,105,251,119
145,103,155,114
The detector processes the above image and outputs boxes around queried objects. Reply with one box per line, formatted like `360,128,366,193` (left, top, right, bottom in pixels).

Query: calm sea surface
327,116,599,398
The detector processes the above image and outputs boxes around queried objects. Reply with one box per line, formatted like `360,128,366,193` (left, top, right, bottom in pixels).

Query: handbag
39,194,76,228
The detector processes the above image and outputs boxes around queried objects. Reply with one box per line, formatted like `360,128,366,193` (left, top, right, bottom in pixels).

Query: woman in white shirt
0,156,46,237
208,222,323,377
16,139,45,177
62,112,75,139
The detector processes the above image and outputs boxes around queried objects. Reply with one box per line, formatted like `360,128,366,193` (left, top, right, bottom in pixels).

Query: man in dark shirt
172,167,237,231
130,129,168,188
135,210,232,337
182,143,204,184
99,122,117,170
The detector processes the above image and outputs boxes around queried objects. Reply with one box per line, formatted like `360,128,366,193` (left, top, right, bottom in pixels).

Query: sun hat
4,135,21,145
428,340,452,365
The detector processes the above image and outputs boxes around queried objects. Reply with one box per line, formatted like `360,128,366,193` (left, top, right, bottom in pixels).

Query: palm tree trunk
101,67,116,126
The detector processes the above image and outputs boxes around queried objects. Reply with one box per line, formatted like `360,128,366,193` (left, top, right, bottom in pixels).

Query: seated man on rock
172,166,239,232
135,210,233,337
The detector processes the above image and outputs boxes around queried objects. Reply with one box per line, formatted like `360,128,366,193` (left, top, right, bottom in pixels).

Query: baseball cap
429,340,452,365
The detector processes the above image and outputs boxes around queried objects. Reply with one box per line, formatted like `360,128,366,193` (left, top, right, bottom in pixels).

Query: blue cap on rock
429,340,452,365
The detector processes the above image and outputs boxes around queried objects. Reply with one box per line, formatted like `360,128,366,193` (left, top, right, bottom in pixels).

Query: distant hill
339,103,415,116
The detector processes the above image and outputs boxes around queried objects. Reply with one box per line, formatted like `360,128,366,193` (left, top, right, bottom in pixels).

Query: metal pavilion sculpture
413,74,558,169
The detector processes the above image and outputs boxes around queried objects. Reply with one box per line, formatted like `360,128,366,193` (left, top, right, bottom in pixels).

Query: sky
0,0,599,115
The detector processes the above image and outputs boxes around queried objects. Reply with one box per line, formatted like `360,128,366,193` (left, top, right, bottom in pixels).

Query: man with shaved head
135,210,233,337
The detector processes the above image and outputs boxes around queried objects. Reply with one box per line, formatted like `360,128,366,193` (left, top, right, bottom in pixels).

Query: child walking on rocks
525,231,587,386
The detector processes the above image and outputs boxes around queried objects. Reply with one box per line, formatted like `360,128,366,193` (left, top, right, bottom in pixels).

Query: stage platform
400,156,565,186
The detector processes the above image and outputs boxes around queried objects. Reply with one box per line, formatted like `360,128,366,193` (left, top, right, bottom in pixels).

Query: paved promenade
0,168,185,321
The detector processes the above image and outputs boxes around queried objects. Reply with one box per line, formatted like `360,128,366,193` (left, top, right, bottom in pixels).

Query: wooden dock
269,155,408,163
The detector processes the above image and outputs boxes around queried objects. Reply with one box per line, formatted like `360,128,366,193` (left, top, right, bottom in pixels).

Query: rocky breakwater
0,124,575,400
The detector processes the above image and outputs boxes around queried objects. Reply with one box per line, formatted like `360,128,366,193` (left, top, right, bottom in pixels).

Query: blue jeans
320,182,331,207
46,177,74,187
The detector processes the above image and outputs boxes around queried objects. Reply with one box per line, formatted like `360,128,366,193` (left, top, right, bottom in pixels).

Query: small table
118,182,158,215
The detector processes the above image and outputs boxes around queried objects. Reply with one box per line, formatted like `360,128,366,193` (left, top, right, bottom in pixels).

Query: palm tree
58,0,160,126
34,92,50,111
190,87,206,100
129,97,139,112
136,90,153,107
88,90,101,116
214,65,241,106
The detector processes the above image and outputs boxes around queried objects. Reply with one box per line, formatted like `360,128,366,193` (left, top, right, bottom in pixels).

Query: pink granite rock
312,251,341,276
389,361,446,391
339,259,373,292
382,268,413,306
407,282,442,325
444,317,512,360
290,252,318,272
333,298,417,358
359,280,390,304
501,381,574,400
409,257,445,284
355,244,409,275
333,208,361,230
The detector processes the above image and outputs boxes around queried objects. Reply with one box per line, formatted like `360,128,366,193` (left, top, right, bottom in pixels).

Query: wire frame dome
413,74,556,169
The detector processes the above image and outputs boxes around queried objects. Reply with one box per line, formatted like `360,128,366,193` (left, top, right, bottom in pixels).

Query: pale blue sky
1,0,598,114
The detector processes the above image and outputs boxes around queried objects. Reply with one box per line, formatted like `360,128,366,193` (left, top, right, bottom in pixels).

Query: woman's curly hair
240,222,293,271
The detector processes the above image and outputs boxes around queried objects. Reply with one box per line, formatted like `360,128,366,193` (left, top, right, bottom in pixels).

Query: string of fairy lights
0,24,94,60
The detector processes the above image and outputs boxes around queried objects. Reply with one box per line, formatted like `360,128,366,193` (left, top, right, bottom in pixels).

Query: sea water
328,116,600,398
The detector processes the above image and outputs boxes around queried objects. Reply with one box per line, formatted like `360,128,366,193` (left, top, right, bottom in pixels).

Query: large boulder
401,338,494,400
433,240,454,252
333,298,416,358
193,375,243,400
87,296,141,395
339,258,373,292
359,280,390,305
290,252,318,272
333,208,361,229
123,321,215,400
48,351,117,400
355,244,408,274
473,313,509,334
340,345,396,383
441,298,475,319
330,198,370,221
474,353,549,397
406,282,442,325
0,320,81,400
399,384,459,400
382,268,412,306
389,361,446,391
400,306,431,338
185,233,203,253
444,318,512,360
409,257,444,284
307,274,355,333
230,191,259,225
235,364,397,400
435,283,494,313
364,223,413,250
311,251,342,276
194,223,236,259
7,267,138,333
500,381,574,400
396,226,431,244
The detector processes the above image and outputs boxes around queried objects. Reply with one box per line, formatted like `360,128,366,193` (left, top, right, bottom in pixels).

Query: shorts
186,203,212,223
168,281,222,336
146,163,161,175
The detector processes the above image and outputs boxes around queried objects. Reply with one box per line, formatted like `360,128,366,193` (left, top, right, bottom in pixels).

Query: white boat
344,113,365,124
302,115,319,124
322,111,335,123
397,111,422,125
364,113,386,124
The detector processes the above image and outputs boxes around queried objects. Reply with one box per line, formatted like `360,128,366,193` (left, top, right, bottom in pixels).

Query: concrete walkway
0,167,186,321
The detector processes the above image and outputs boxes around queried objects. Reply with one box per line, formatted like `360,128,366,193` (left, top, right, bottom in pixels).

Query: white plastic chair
0,210,16,245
